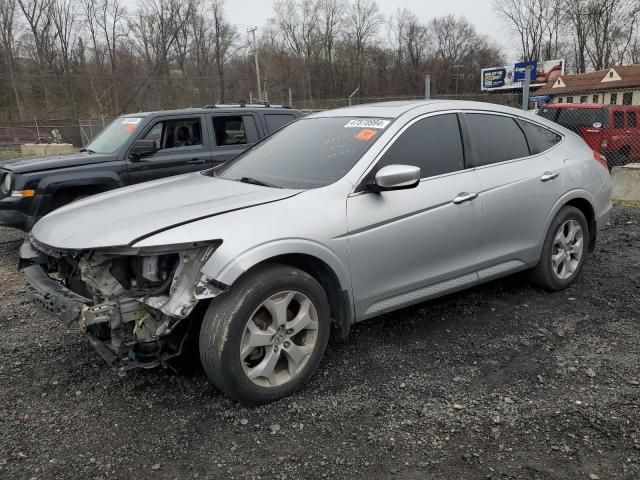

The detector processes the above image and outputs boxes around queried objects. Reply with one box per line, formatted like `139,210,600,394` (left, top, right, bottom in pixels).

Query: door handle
540,171,559,182
188,158,207,164
452,192,478,204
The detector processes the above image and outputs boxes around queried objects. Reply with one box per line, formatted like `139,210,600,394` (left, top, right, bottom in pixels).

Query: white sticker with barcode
122,118,142,125
344,119,390,129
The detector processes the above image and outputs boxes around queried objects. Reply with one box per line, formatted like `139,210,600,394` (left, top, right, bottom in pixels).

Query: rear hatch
539,105,607,151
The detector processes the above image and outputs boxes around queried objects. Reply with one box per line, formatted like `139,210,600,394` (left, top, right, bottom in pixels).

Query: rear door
126,115,212,184
609,109,627,157
463,113,564,276
210,113,260,166
346,113,483,319
625,110,639,158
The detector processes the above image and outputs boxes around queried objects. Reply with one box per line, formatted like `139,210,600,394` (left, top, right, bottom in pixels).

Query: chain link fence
1,91,637,169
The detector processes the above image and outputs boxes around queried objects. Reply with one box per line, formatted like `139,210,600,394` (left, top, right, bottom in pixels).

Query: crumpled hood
32,172,301,249
3,152,117,173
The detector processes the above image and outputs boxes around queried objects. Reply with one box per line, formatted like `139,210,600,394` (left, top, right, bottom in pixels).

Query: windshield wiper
237,177,281,188
79,148,95,154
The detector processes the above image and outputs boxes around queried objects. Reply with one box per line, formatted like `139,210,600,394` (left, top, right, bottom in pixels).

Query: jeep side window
142,118,202,151
613,111,625,129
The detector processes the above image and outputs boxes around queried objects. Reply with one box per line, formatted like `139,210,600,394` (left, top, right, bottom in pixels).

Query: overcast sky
223,0,518,63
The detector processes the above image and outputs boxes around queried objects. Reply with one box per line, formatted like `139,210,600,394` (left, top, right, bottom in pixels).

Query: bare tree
52,0,77,115
494,0,561,61
585,0,640,70
211,0,238,103
273,0,322,100
96,0,128,112
17,0,56,65
125,0,195,111
0,0,25,118
344,0,382,93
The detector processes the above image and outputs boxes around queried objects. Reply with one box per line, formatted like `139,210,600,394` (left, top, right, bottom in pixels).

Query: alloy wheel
240,290,319,387
551,219,584,280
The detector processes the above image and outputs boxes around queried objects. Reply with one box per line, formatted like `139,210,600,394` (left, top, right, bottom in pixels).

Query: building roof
536,64,640,95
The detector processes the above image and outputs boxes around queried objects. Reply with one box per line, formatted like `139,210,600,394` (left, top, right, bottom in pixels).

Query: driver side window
376,114,465,178
142,118,203,152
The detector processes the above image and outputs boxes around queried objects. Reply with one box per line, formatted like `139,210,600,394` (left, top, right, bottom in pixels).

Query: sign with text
481,59,564,91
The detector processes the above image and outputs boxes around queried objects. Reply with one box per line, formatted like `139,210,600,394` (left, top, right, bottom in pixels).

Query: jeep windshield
84,116,146,154
539,107,607,133
215,116,392,189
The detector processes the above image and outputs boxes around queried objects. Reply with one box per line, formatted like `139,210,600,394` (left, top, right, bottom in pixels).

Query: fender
202,237,352,295
535,188,597,256
38,167,126,196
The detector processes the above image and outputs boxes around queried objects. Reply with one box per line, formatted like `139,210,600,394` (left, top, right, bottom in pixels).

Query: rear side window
518,121,562,154
628,111,637,128
212,115,258,146
614,111,625,129
466,114,529,166
376,114,464,178
265,114,296,133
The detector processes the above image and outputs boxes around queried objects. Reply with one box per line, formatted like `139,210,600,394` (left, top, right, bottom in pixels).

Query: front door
127,115,212,184
346,113,482,320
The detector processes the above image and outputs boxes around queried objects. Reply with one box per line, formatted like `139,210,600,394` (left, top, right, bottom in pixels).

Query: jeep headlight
1,172,12,195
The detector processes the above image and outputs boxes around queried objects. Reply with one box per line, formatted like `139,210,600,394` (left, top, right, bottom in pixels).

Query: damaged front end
20,237,225,370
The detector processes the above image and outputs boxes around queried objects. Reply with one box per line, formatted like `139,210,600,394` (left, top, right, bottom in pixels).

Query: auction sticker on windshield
122,118,142,125
344,119,390,129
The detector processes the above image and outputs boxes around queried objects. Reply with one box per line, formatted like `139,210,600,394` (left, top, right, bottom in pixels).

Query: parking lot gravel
1,205,639,480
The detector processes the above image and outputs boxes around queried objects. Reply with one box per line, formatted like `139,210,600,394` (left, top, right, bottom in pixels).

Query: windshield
539,107,606,132
216,116,392,189
85,117,145,154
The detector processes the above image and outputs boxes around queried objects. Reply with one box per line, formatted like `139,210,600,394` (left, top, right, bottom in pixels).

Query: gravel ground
1,206,639,480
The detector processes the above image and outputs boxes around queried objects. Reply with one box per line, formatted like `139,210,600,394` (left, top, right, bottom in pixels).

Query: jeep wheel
529,206,589,291
199,264,331,405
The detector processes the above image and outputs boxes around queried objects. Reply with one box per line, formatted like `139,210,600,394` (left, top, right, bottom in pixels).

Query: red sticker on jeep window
355,129,377,141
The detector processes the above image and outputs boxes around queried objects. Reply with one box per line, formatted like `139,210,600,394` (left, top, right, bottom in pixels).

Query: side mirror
369,164,421,192
129,139,157,160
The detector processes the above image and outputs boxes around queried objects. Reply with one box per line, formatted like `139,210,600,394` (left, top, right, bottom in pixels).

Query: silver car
20,101,612,404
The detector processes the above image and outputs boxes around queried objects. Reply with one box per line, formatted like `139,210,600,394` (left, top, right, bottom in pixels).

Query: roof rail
202,102,291,109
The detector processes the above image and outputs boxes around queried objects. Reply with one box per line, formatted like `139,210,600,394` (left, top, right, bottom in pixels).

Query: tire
529,206,589,291
199,263,331,405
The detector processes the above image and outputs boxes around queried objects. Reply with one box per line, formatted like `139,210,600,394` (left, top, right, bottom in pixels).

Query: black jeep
0,104,304,231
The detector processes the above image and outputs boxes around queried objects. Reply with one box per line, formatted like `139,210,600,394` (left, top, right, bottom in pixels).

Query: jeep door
346,113,482,320
210,114,261,167
126,115,213,184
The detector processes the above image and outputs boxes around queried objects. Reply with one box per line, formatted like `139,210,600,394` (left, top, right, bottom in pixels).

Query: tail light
593,150,608,169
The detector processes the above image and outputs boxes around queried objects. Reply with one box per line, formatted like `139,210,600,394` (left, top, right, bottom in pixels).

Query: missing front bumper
22,264,89,326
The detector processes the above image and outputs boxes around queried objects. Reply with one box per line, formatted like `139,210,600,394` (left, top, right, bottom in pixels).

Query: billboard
481,59,564,91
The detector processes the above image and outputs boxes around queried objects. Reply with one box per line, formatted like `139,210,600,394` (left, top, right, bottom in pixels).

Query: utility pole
248,27,262,102
522,65,532,111
453,64,464,95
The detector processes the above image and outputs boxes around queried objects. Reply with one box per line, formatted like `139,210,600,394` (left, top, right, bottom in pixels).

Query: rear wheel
529,206,589,291
199,264,331,405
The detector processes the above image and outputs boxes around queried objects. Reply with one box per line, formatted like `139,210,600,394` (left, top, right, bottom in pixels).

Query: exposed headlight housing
1,172,12,195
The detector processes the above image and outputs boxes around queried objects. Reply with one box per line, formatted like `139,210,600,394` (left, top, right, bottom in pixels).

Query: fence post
521,66,532,111
348,86,360,107
425,75,431,100
288,87,293,108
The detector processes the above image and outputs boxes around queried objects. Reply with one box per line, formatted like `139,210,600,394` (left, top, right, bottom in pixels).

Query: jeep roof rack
202,102,291,109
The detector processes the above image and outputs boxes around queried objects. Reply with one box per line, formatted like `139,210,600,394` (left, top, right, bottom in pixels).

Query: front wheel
529,206,589,291
199,264,331,405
